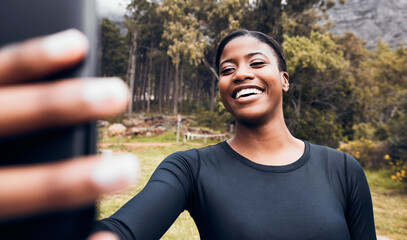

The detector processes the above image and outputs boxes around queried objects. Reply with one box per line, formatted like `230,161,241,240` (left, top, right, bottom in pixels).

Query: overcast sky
96,0,129,19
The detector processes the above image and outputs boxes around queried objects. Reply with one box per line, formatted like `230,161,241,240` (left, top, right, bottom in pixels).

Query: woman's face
218,36,289,125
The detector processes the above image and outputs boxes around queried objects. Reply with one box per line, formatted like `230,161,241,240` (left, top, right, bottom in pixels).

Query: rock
97,120,110,128
122,118,143,127
108,123,126,136
154,126,166,135
328,0,407,49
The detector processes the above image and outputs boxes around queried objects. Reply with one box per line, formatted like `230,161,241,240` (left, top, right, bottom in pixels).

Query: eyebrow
220,52,268,66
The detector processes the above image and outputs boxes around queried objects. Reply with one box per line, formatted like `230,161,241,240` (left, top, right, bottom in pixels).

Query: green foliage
103,0,407,167
355,41,407,123
337,138,386,169
283,32,351,146
194,95,232,131
294,108,344,147
159,0,207,66
284,31,348,74
100,18,129,78
243,0,334,42
385,90,407,183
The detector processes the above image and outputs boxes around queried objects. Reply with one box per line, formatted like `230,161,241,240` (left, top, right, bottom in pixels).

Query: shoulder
308,142,346,168
162,148,200,173
308,141,364,177
159,143,225,175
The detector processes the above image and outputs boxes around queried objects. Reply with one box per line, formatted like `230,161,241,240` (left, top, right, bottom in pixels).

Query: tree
125,0,151,117
283,31,350,146
100,18,128,78
159,0,208,114
198,0,249,111
243,0,338,42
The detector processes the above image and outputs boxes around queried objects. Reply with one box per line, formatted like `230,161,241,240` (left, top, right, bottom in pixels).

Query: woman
93,30,376,240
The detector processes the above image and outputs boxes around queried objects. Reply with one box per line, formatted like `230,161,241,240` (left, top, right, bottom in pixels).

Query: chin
234,111,271,127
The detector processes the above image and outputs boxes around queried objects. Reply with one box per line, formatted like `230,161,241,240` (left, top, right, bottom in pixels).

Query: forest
99,0,407,183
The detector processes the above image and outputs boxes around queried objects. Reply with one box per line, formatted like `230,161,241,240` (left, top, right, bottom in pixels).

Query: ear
281,72,289,92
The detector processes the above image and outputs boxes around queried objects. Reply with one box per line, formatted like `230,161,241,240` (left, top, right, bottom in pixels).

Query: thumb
87,231,119,240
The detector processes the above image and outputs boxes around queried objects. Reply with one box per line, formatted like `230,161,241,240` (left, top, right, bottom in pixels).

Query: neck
228,115,304,165
232,117,294,150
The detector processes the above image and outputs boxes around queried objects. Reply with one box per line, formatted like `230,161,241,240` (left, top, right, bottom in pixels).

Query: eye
250,61,266,67
220,67,235,75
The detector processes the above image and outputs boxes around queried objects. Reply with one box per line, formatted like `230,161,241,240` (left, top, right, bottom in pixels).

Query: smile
235,88,263,99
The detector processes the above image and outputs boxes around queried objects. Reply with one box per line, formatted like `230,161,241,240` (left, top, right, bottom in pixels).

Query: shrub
194,110,231,132
385,155,407,183
337,138,386,169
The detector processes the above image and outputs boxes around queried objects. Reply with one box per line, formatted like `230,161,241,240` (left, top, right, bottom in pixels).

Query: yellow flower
384,154,390,160
391,175,397,180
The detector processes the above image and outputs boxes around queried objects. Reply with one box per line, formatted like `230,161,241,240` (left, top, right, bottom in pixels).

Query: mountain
327,0,407,49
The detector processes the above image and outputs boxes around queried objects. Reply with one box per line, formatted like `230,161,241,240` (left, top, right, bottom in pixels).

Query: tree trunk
141,57,149,112
173,58,179,115
165,63,172,110
209,56,218,112
209,75,216,112
158,58,165,113
126,31,137,119
146,47,153,113
193,68,198,105
135,62,143,113
179,63,184,113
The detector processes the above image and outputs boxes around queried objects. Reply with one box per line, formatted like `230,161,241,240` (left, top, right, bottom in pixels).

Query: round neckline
219,140,310,173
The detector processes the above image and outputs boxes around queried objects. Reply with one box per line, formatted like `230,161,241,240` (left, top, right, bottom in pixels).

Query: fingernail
91,152,140,187
42,29,89,57
82,78,129,105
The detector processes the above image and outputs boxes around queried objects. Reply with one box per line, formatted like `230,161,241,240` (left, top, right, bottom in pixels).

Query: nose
232,65,255,83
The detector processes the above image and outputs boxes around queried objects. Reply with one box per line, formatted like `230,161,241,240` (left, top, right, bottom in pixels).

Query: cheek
218,79,229,96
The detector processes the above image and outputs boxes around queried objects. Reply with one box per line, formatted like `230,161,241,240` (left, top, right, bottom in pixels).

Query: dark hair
215,30,287,74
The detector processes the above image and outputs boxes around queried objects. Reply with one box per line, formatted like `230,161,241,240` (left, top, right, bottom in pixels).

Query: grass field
97,137,407,240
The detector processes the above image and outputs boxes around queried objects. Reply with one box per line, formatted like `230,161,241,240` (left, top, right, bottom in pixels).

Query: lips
232,86,264,99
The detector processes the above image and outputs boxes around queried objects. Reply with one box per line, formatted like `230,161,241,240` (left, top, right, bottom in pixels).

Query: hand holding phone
0,1,138,239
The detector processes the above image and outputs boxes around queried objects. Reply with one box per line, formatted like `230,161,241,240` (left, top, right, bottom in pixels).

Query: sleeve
93,149,199,240
344,153,376,240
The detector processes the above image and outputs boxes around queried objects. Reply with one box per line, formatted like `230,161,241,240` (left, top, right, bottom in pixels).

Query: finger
0,29,88,85
0,153,139,220
87,232,120,240
0,77,129,137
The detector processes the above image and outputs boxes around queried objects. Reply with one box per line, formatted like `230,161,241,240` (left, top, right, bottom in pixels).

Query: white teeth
235,88,263,99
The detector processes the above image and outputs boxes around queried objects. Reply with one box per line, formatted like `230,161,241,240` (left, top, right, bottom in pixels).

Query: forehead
220,36,277,62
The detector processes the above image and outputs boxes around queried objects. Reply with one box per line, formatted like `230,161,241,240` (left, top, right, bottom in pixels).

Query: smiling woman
92,30,377,240
217,34,289,129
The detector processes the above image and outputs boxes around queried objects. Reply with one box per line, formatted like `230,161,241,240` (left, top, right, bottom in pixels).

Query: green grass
364,169,407,240
97,141,407,240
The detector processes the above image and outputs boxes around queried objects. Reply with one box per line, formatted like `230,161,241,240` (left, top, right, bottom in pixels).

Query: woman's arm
344,154,376,240
94,150,199,240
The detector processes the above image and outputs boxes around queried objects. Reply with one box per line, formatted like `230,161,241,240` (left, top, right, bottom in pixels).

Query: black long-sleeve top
94,141,376,240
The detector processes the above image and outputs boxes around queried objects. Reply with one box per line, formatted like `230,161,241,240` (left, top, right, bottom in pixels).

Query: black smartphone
0,0,98,239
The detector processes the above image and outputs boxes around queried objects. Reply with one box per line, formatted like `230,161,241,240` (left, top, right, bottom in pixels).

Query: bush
194,110,231,132
337,138,386,169
385,155,407,183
